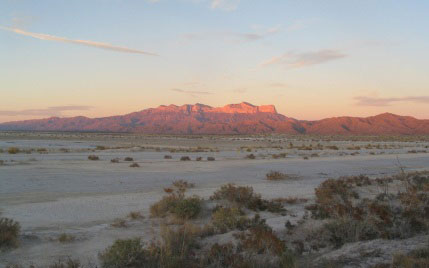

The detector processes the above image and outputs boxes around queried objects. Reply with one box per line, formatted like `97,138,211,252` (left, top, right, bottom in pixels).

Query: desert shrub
172,196,202,220
172,180,195,189
110,218,127,228
320,218,379,248
164,155,172,159
0,218,20,250
150,184,201,220
211,184,285,213
48,258,82,268
308,178,360,219
325,145,339,150
211,207,248,232
201,242,246,267
128,211,144,220
273,197,308,205
129,163,140,168
180,156,191,161
265,171,297,181
8,147,20,154
99,238,152,268
124,157,134,161
196,157,202,161
88,155,99,161
391,247,429,268
37,148,48,153
110,158,119,163
58,233,75,243
96,146,106,150
245,154,256,159
0,160,4,166
234,223,285,256
207,157,215,161
272,153,287,159
303,156,309,160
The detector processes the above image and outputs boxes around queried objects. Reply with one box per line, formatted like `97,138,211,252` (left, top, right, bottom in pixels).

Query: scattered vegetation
180,156,191,161
110,218,128,228
245,154,256,159
88,155,99,161
58,233,75,243
210,184,285,213
0,217,20,249
110,158,119,163
128,211,144,220
164,155,172,159
129,163,140,168
150,181,202,220
124,157,134,162
266,171,298,181
8,147,20,154
207,156,215,161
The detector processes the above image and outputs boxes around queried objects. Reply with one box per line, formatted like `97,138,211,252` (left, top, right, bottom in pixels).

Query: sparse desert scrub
172,179,195,189
37,148,48,153
0,160,4,166
150,182,202,220
164,155,172,159
96,145,107,150
110,218,128,228
124,157,133,161
196,156,202,161
110,158,119,163
100,224,201,268
47,258,82,268
99,238,151,268
207,156,215,161
87,155,99,161
210,184,285,213
129,162,140,167
128,211,144,220
58,233,75,243
0,217,20,249
210,207,248,232
306,172,429,249
180,156,191,161
273,197,308,205
7,147,20,154
272,153,287,159
391,246,429,268
265,171,298,181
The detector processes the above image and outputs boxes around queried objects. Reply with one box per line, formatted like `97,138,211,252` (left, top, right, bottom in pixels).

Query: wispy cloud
171,88,213,97
262,49,346,69
354,96,429,106
211,0,240,11
183,25,280,43
0,106,93,117
0,26,158,56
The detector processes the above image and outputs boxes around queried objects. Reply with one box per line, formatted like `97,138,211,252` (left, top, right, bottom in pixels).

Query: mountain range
1,102,429,135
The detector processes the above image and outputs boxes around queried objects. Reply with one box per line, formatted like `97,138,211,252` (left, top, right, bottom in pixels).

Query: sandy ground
0,133,429,266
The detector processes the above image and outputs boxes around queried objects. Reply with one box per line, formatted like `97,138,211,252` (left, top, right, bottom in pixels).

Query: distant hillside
1,102,429,135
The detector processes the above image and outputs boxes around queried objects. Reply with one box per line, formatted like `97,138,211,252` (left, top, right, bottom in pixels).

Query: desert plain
0,132,428,267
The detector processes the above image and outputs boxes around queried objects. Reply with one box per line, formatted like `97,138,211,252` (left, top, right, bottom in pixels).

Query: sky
1,0,429,122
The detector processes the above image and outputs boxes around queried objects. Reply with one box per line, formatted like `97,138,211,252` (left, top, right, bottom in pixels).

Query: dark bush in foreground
124,157,134,161
99,238,151,268
88,155,99,161
211,207,248,232
48,257,82,268
0,217,20,249
392,246,429,268
129,163,140,168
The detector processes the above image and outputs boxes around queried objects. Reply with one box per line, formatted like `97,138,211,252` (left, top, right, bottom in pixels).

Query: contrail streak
0,26,158,56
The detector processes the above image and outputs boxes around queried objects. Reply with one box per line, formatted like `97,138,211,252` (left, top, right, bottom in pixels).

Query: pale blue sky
1,0,428,122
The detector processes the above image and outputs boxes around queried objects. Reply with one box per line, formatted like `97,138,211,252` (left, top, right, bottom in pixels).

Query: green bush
0,217,20,249
99,238,152,268
211,207,248,232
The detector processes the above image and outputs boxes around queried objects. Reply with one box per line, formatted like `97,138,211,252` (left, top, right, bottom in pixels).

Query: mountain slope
1,102,429,135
